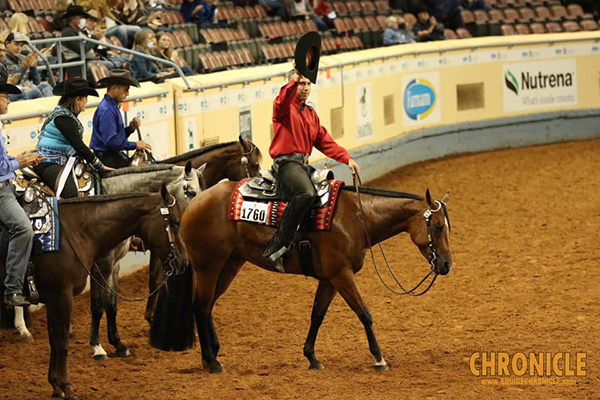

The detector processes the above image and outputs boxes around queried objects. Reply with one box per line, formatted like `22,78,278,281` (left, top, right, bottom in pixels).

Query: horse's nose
444,260,452,274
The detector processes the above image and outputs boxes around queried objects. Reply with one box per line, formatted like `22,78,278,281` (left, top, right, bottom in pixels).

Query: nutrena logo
404,78,437,121
505,70,518,95
505,69,574,96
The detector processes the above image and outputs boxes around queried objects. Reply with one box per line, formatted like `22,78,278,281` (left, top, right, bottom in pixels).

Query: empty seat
444,29,457,39
529,22,546,33
518,7,536,21
535,6,552,21
567,4,593,20
404,13,417,29
515,23,530,34
545,21,562,32
562,21,580,32
455,27,472,38
503,8,520,22
501,24,516,35
580,19,599,31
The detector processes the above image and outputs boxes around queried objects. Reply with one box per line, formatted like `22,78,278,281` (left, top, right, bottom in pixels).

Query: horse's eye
434,223,444,232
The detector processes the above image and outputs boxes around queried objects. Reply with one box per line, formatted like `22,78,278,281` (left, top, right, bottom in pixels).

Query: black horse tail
149,263,195,351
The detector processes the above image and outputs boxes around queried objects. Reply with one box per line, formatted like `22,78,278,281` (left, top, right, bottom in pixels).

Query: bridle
66,194,184,302
240,141,257,178
353,174,448,296
423,199,451,272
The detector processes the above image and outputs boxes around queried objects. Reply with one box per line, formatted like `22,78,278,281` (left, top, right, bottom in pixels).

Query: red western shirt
269,80,351,165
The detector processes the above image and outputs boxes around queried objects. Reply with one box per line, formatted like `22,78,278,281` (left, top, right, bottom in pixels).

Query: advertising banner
402,73,441,127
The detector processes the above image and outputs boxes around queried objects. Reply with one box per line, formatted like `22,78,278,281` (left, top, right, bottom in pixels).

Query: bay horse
0,186,188,399
179,181,452,373
160,135,262,186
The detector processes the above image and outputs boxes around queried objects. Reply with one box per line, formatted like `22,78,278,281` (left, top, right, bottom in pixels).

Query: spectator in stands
34,79,114,198
114,0,166,32
3,33,53,100
154,32,195,75
82,10,131,70
258,0,287,19
461,0,489,12
78,0,142,48
283,0,328,31
60,5,106,69
0,44,21,88
312,0,336,30
130,30,177,83
413,6,445,42
383,16,415,45
90,69,150,168
0,13,29,44
433,0,464,30
181,0,219,27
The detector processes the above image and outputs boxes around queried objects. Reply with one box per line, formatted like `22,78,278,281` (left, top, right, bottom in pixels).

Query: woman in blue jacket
129,30,177,83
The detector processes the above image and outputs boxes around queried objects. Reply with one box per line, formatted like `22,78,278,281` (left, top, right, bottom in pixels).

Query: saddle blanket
228,178,344,231
1,193,60,255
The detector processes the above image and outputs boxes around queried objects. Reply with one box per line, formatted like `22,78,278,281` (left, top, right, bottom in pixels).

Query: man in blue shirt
90,69,151,168
0,80,44,306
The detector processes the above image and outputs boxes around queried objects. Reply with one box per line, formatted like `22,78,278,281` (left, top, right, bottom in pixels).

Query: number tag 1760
239,201,269,224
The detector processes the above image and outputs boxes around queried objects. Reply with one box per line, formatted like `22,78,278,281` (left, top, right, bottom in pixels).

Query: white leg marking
14,307,33,342
374,357,387,367
93,345,108,358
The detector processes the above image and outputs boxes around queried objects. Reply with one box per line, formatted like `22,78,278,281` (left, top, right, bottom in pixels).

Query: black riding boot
263,193,314,272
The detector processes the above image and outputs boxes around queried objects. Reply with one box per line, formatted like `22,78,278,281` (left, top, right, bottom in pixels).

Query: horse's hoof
116,348,131,358
93,354,108,362
65,396,80,400
19,334,34,343
202,359,210,370
210,364,224,374
51,392,65,398
374,363,390,372
308,362,324,370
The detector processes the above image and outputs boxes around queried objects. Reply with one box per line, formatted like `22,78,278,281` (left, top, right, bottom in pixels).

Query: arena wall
2,31,599,278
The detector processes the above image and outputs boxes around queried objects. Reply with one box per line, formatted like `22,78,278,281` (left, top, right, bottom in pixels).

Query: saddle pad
229,178,344,231
7,191,60,255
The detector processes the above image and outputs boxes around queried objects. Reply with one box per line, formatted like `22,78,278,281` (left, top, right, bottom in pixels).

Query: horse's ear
239,135,250,151
442,191,450,203
184,161,192,175
197,163,207,191
160,182,169,200
426,188,433,207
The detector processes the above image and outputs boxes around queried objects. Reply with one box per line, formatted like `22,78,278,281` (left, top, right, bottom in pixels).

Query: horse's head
229,135,261,180
141,184,189,276
409,189,452,276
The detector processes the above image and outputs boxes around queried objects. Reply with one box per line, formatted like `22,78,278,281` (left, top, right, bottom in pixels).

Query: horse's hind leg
331,270,389,372
303,279,337,370
88,271,108,361
46,292,78,399
105,261,130,358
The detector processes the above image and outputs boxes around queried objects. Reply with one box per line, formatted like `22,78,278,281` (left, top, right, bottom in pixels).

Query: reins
352,173,437,296
36,187,181,303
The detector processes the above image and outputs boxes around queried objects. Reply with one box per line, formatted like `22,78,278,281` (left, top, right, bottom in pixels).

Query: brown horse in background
0,186,188,399
179,181,452,373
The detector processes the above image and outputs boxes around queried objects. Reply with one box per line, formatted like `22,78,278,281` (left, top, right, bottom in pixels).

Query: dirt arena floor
0,139,598,399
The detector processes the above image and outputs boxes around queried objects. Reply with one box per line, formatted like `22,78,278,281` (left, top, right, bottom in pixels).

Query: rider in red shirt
264,65,360,272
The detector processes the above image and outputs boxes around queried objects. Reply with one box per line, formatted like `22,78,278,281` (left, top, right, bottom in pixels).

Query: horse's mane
104,164,175,178
161,142,236,164
59,193,152,204
342,186,424,200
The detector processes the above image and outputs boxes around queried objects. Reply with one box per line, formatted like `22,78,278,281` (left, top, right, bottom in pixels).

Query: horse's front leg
303,279,337,370
193,266,223,373
46,292,79,400
331,270,389,372
14,306,33,342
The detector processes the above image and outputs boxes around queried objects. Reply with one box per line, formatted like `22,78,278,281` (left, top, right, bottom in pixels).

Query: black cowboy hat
96,69,140,88
294,32,321,84
61,4,92,20
0,82,21,95
52,78,99,97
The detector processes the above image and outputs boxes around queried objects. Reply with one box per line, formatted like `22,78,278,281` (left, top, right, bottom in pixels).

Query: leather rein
352,174,444,296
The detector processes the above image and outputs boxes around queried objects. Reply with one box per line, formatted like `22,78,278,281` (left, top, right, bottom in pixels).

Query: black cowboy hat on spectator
5,32,30,44
0,75,21,95
52,78,99,97
294,32,321,84
61,4,92,20
97,69,141,88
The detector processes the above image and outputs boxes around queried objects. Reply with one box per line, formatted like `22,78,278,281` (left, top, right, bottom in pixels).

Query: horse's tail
149,264,195,351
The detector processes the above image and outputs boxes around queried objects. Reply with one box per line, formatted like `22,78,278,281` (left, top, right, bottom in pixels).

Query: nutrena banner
402,72,441,127
503,59,577,112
